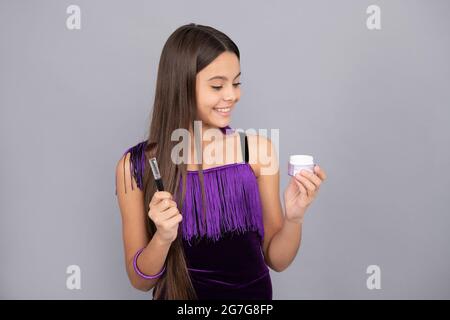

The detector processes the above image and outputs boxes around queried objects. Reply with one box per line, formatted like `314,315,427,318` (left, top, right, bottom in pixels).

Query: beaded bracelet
133,247,166,279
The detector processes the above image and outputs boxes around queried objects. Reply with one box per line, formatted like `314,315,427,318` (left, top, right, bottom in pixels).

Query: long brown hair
141,23,240,299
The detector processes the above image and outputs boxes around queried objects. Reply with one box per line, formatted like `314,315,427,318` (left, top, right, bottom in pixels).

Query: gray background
1,0,449,299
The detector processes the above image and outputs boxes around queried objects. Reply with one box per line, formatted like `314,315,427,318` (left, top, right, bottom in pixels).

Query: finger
296,177,314,198
314,165,327,181
294,177,307,195
150,193,163,207
300,169,322,189
155,199,176,212
150,191,173,207
161,206,180,220
167,213,183,228
295,173,316,192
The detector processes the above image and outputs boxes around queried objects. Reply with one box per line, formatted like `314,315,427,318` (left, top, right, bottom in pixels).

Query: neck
187,122,227,165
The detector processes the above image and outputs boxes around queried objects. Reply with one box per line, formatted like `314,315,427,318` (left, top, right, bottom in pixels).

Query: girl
115,23,327,300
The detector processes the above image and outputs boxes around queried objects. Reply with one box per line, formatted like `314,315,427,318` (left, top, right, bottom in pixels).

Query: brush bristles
149,157,161,180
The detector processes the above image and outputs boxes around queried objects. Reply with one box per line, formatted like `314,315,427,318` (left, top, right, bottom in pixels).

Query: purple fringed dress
117,126,272,300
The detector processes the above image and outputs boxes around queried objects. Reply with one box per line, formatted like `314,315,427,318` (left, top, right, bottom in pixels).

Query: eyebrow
208,72,241,81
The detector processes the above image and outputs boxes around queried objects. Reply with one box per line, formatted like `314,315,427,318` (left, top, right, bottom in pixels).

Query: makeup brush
149,157,164,191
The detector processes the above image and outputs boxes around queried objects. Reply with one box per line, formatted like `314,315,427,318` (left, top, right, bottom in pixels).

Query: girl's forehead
197,53,240,79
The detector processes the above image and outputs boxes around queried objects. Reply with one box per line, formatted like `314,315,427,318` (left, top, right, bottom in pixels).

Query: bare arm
250,134,302,272
115,152,170,291
255,135,327,272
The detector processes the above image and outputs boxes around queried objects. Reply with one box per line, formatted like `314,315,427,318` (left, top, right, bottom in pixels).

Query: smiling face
195,51,241,131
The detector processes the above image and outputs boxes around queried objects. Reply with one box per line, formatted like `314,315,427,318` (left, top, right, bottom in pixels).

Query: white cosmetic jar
288,155,315,176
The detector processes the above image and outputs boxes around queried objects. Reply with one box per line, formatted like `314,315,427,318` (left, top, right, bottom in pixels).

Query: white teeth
215,108,231,112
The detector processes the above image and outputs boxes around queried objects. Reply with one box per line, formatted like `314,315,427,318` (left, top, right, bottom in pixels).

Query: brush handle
155,179,164,191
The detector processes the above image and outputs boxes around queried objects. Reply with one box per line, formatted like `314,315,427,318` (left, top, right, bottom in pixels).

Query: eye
211,83,242,91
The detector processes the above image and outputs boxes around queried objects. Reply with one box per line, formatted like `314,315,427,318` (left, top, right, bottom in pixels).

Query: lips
213,106,233,116
214,108,231,117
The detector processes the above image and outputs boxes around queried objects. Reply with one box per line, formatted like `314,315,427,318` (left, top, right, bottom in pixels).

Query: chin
206,121,229,131
214,118,231,127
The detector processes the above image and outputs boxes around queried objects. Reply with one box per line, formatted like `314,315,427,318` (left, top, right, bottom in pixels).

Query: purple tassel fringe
177,162,265,245
115,140,148,195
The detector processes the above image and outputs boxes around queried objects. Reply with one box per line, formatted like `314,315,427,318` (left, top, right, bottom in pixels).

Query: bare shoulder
115,151,143,197
245,133,279,178
115,140,155,196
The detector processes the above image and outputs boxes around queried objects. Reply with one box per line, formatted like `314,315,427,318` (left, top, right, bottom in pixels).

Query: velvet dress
117,126,272,300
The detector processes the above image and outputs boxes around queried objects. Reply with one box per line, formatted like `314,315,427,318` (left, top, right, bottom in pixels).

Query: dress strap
238,131,249,163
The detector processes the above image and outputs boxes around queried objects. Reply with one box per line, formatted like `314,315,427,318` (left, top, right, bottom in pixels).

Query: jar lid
289,155,314,165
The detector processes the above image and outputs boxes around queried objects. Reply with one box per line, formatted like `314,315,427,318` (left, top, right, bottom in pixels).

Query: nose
223,85,236,102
